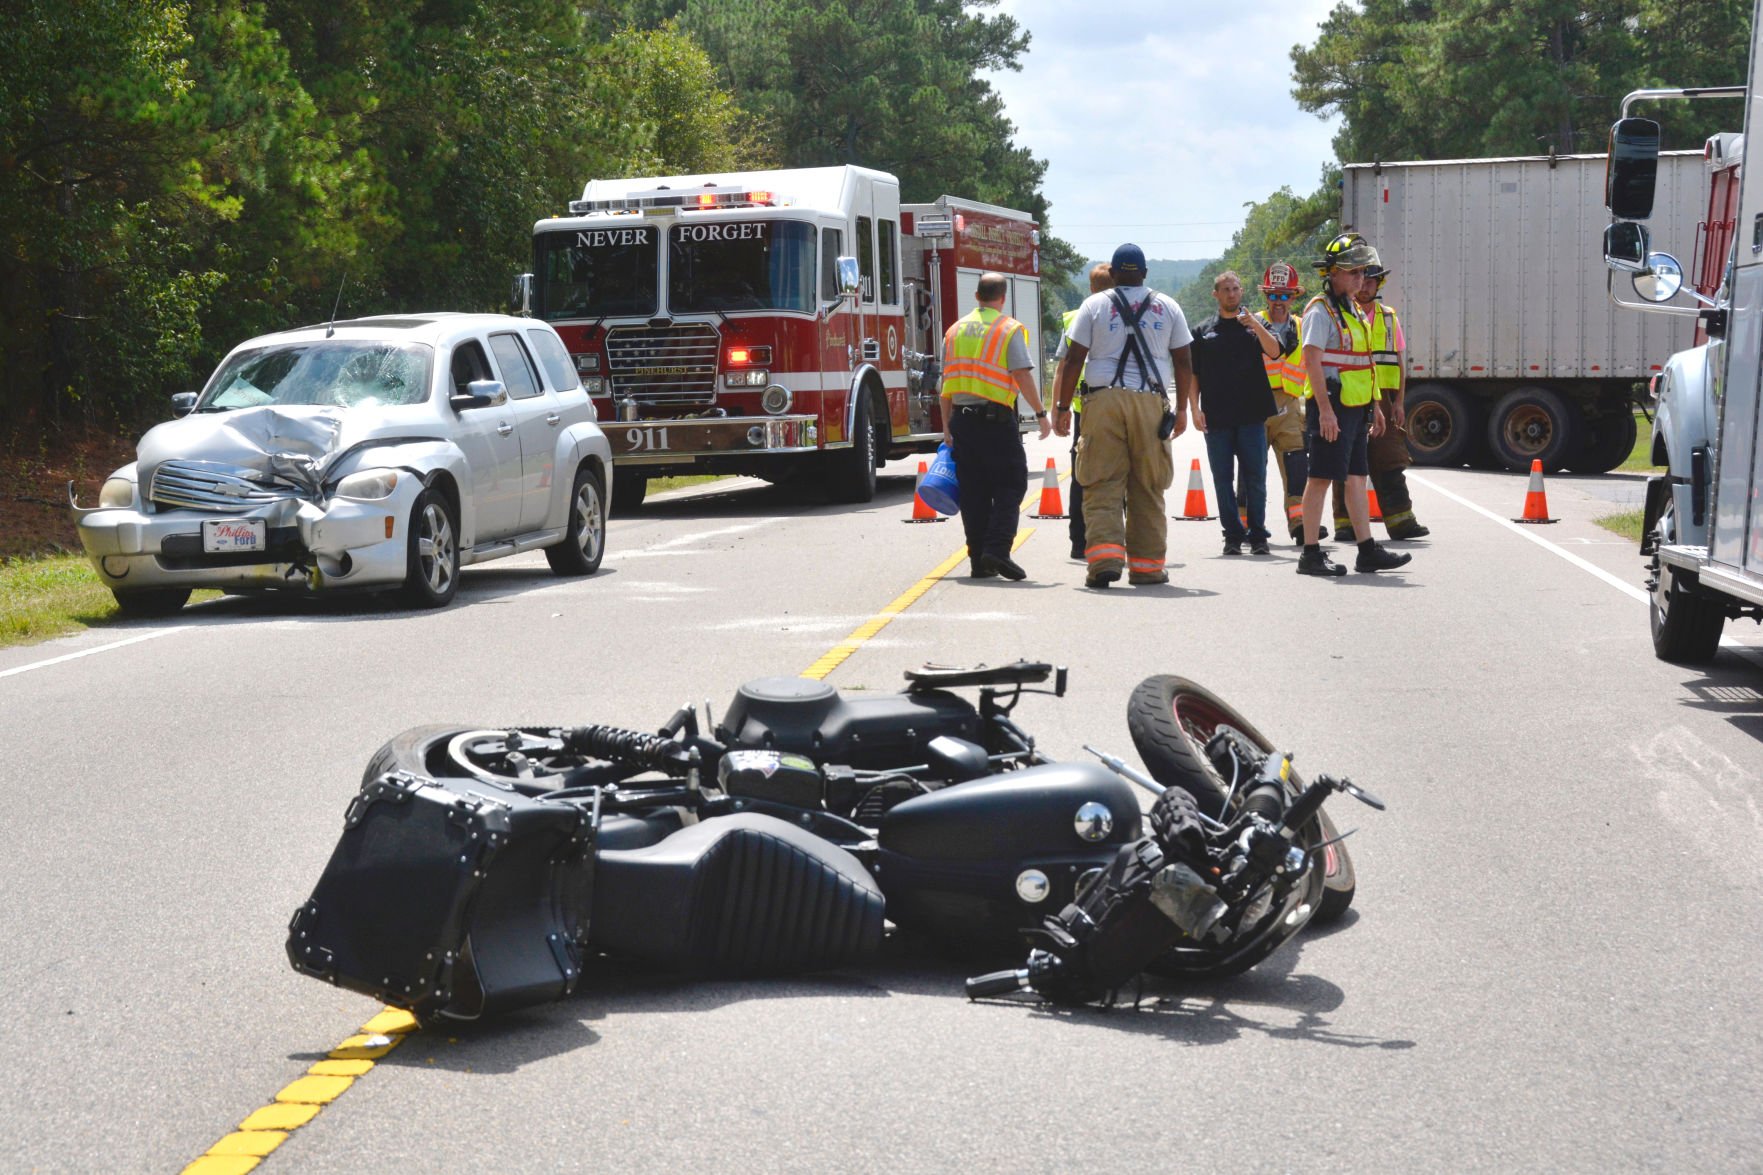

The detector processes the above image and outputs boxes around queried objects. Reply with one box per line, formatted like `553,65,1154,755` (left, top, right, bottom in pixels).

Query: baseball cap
1111,243,1148,274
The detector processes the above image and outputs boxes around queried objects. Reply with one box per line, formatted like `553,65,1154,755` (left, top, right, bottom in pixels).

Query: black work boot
980,552,1027,581
1354,540,1412,573
1296,545,1347,577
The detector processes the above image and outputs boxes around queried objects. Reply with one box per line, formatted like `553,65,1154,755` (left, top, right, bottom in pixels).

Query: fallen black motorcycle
286,662,1381,1021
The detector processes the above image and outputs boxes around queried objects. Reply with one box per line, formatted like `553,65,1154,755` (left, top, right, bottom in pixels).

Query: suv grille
149,461,289,512
605,322,720,405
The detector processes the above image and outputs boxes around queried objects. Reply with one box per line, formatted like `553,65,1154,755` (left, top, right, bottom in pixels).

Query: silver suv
71,313,613,615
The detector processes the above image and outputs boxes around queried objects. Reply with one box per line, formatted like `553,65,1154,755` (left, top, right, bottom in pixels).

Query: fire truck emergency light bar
568,184,791,216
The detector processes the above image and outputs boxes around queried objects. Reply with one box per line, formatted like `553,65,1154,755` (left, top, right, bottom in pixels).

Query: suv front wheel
546,466,607,576
400,487,460,608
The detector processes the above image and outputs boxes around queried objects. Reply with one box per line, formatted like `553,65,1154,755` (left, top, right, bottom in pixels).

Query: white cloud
987,0,1344,263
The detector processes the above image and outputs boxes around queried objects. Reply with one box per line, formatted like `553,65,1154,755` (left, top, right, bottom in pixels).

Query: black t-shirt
1190,313,1277,428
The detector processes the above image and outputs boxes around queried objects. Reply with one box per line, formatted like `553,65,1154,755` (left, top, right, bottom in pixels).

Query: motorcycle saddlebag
287,770,594,1022
592,813,884,975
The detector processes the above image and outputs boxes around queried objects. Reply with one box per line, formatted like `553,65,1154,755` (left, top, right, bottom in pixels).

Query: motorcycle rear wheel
362,724,580,793
1126,675,1356,922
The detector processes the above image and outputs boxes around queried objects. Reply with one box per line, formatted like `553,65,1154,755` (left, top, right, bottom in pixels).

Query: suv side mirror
170,392,199,417
451,379,507,411
511,273,534,316
1606,117,1661,220
1604,221,1649,272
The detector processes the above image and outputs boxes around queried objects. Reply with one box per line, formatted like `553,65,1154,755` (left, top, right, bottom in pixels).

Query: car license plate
202,518,267,554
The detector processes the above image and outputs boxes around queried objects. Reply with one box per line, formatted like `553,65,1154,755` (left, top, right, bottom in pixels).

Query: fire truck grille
605,323,721,405
149,461,289,512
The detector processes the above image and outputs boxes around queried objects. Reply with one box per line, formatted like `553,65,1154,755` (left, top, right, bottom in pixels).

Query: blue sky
986,0,1345,263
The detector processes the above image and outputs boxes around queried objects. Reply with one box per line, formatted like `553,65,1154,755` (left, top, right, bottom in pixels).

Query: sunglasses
1266,292,1293,301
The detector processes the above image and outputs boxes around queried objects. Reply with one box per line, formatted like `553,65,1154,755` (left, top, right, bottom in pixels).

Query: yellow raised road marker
181,1009,419,1173
801,528,1032,681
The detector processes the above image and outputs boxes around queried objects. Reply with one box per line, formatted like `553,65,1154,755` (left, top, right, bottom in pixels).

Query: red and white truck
515,166,1042,509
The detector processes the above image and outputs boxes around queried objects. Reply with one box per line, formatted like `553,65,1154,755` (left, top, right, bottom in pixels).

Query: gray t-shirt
1067,286,1192,391
1299,298,1345,355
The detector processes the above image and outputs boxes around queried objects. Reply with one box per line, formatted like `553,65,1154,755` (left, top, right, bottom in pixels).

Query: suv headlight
98,477,136,508
334,469,400,500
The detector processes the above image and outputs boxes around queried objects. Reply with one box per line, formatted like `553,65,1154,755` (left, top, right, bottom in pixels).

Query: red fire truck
515,166,1041,509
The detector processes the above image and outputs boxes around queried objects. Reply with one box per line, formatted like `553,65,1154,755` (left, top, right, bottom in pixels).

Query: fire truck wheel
610,468,648,516
828,387,882,503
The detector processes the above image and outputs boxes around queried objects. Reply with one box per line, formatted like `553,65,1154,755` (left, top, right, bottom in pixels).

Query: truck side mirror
1604,221,1649,272
836,256,861,302
1606,117,1661,220
511,273,534,316
1632,252,1685,303
170,392,198,417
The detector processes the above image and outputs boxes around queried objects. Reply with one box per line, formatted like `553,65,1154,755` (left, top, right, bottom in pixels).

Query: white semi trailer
1343,152,1704,472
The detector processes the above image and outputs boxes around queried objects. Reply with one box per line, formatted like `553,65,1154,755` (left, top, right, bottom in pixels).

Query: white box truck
1342,151,1704,472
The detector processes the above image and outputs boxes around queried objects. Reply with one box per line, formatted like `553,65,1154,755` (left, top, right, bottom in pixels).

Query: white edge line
0,628,183,680
1409,473,1648,603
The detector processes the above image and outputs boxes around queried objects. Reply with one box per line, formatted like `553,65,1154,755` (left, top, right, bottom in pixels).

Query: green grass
1619,411,1660,473
648,474,726,493
0,554,218,649
1595,509,1645,542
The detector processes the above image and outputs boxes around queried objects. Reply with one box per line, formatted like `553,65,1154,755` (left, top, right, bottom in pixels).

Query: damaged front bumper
69,481,419,594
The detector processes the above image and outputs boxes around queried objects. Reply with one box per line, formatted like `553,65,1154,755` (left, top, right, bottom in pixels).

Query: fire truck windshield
668,220,817,314
534,225,658,320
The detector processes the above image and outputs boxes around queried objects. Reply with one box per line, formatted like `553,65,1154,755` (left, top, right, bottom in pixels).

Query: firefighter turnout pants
1265,391,1308,537
1076,386,1174,578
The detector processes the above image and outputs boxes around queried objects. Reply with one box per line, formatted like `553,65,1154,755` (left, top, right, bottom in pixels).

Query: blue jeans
1204,423,1270,543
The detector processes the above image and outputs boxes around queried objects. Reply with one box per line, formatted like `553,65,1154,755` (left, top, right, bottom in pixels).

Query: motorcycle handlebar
965,969,1030,999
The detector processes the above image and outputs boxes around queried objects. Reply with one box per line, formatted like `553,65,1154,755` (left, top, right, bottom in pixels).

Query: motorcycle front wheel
1126,675,1357,922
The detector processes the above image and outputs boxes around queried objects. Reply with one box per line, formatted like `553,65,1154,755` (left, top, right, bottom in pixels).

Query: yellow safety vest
1060,308,1085,413
1368,301,1402,393
1302,294,1378,407
1256,312,1308,399
942,307,1024,408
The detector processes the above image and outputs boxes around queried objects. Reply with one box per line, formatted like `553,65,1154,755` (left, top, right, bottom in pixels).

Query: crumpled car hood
137,405,371,497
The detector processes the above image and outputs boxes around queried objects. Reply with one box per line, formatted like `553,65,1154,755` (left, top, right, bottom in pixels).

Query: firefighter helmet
1364,247,1389,287
1316,231,1376,272
1260,262,1304,297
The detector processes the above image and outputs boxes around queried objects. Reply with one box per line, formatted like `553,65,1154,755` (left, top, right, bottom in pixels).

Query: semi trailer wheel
1488,386,1580,471
1404,382,1482,467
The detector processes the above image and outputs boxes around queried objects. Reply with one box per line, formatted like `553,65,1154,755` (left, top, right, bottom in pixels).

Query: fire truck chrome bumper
606,414,819,457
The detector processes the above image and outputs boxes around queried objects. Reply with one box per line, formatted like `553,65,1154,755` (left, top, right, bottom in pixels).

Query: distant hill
1046,257,1215,314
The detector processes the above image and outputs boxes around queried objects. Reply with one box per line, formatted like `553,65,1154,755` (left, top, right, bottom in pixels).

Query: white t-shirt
1066,286,1193,391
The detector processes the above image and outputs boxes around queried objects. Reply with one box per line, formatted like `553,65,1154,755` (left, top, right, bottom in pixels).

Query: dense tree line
1172,0,1752,315
2,0,1071,433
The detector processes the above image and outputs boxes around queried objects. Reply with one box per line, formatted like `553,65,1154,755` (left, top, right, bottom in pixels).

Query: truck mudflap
606,414,818,460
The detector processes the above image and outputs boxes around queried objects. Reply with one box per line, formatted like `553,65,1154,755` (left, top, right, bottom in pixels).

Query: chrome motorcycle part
1074,801,1114,842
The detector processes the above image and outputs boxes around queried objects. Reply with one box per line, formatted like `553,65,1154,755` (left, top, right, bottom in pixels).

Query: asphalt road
3,430,1761,1174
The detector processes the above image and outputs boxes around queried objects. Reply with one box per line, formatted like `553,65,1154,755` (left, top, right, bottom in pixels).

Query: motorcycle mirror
1337,779,1386,810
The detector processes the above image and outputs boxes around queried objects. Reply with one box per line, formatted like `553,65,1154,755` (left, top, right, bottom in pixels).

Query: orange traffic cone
1367,487,1384,522
1513,459,1557,524
1030,458,1065,519
904,460,945,523
1174,458,1215,521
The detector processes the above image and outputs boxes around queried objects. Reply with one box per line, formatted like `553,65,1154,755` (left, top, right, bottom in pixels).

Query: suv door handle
545,412,561,426
497,422,513,436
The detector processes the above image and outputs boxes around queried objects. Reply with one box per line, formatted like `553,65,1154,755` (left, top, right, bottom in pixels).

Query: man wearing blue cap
1051,244,1195,587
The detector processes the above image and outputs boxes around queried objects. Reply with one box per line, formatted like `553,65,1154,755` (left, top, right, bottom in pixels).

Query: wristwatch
1034,411,1047,419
